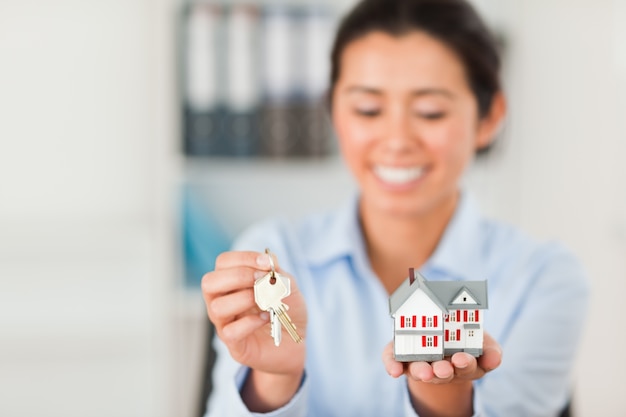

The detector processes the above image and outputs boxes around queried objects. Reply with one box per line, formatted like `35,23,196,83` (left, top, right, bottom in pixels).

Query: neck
360,193,459,294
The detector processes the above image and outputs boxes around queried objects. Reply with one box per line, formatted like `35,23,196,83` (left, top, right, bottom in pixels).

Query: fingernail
259,311,269,321
256,254,270,268
253,270,266,280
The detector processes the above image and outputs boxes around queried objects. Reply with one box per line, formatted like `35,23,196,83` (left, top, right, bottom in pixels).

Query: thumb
382,341,404,378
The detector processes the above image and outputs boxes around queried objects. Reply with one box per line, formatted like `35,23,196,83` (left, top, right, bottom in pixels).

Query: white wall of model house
394,291,441,357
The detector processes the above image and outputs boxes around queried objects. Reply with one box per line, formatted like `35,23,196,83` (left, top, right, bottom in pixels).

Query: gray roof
389,270,488,316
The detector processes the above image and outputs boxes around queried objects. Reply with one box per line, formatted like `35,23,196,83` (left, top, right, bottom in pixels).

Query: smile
373,165,426,185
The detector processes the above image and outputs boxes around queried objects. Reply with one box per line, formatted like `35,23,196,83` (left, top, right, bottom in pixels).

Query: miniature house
389,268,488,362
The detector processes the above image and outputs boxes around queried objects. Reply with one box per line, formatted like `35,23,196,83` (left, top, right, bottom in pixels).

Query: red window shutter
475,310,479,321
434,336,438,347
422,316,426,327
422,336,426,347
445,330,449,341
463,310,468,322
457,310,460,321
434,315,438,327
400,316,405,328
445,314,449,322
456,329,461,340
412,315,416,327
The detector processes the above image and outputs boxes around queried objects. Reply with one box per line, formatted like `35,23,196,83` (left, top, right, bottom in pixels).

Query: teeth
374,165,425,184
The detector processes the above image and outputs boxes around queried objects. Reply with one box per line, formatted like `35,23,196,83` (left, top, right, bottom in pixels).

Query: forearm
407,379,473,417
240,369,304,413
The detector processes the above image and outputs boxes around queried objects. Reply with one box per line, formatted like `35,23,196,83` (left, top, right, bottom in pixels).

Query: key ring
265,248,276,273
265,248,277,284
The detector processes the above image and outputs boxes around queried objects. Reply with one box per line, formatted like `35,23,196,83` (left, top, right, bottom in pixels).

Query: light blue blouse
205,192,589,417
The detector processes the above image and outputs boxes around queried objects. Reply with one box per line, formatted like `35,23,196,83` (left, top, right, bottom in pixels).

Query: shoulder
232,208,339,250
231,204,348,271
480,217,589,296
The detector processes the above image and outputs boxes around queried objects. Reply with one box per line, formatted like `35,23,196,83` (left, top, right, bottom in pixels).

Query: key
254,269,302,344
269,308,281,346
273,299,303,344
253,249,303,345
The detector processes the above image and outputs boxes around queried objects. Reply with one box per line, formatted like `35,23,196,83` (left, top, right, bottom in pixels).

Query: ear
475,91,507,151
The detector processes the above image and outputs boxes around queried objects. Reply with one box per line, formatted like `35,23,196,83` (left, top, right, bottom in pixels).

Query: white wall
0,1,157,222
511,1,626,415
462,1,625,414
0,1,175,416
462,1,626,414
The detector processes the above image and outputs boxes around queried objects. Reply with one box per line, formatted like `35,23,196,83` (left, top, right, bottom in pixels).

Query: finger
431,360,455,382
407,361,435,382
201,267,262,296
477,332,502,373
451,352,479,379
381,342,405,378
215,250,281,272
258,250,282,271
208,289,257,325
220,311,269,345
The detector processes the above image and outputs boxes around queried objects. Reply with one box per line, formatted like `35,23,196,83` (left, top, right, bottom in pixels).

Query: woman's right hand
201,250,308,411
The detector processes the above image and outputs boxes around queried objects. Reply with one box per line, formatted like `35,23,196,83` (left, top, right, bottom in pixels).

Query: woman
202,0,589,416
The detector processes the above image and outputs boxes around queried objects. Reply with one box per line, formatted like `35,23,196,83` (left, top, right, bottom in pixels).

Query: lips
373,165,426,185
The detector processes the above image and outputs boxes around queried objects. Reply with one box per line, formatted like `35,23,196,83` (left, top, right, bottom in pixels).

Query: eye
412,101,448,121
416,111,446,120
354,108,381,118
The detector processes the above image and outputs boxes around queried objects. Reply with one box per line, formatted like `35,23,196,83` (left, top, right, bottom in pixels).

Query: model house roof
389,269,488,316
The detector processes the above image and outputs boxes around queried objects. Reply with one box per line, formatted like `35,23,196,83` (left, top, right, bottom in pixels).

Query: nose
382,110,416,154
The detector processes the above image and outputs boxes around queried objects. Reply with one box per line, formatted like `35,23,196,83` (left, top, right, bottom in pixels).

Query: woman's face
332,31,497,219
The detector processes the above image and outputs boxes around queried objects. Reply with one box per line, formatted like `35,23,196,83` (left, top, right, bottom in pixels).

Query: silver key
253,249,303,345
269,309,281,346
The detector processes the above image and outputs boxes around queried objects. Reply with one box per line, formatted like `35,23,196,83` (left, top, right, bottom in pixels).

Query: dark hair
329,0,501,120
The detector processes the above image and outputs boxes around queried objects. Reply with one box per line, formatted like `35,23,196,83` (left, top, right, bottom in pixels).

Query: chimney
409,268,416,285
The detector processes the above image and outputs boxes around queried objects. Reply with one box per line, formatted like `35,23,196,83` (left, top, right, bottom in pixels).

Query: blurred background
0,0,624,416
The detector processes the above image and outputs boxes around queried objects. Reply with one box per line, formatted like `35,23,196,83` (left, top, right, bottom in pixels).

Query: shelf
180,155,356,238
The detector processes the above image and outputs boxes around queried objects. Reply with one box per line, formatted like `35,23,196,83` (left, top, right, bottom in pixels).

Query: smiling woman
331,31,505,272
201,1,589,416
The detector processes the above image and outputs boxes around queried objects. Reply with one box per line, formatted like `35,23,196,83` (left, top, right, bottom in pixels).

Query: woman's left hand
382,331,501,383
382,332,502,417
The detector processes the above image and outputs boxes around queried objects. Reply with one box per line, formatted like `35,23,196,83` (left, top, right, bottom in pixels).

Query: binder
224,5,260,156
297,7,334,156
182,3,226,155
259,6,295,157
181,2,335,158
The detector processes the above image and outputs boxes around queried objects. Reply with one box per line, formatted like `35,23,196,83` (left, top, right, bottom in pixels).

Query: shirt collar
422,192,486,281
303,193,364,267
304,191,486,282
